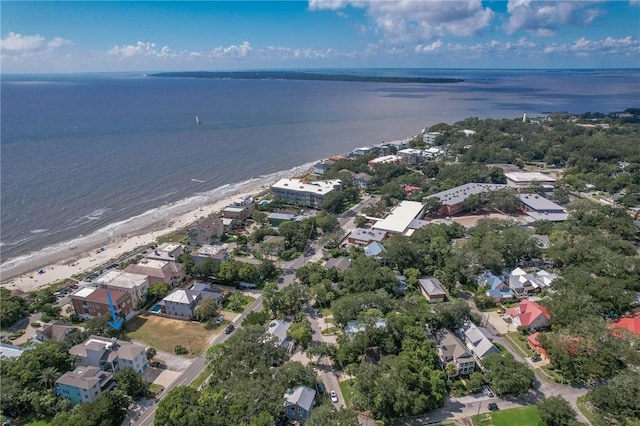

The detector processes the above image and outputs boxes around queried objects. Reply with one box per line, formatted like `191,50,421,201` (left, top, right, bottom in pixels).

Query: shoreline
0,185,271,293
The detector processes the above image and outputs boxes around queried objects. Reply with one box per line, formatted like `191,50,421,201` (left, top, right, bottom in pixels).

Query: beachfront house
124,258,185,287
145,243,184,262
69,336,148,374
192,216,225,245
55,366,114,405
94,270,149,306
70,287,135,320
190,244,229,264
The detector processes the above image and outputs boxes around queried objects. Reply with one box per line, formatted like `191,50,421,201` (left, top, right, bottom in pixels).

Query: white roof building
372,201,424,234
505,172,556,188
271,178,342,209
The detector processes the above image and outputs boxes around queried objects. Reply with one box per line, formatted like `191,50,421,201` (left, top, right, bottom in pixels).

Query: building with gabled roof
69,336,147,374
459,322,500,365
284,386,316,421
437,330,475,377
55,366,114,405
70,286,134,320
507,300,551,331
347,228,387,245
162,289,201,319
425,183,508,216
124,258,185,287
419,277,447,303
34,319,79,343
266,319,294,354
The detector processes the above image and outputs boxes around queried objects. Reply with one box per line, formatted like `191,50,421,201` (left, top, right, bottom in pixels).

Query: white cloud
1,32,71,52
505,1,605,35
308,0,494,42
263,45,335,60
107,41,182,60
415,40,443,53
209,41,252,59
543,36,640,55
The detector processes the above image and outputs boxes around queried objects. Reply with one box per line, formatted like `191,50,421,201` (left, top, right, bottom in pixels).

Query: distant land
149,71,464,84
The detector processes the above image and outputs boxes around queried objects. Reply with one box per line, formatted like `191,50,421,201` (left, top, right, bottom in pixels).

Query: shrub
173,344,188,355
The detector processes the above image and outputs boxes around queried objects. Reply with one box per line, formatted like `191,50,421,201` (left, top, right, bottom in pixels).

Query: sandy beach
0,186,269,294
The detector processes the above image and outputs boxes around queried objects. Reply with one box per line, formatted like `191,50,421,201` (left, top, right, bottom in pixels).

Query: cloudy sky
2,1,639,73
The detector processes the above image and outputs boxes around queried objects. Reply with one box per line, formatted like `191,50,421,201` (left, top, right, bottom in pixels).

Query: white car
330,391,338,403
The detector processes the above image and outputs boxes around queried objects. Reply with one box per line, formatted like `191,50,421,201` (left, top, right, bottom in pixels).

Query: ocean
1,68,639,272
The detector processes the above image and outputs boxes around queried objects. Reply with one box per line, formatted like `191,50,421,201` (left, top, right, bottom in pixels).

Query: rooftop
372,200,424,234
519,194,566,212
419,277,447,297
96,270,148,289
271,178,341,195
349,228,387,242
56,366,111,390
505,172,557,183
426,183,508,206
284,386,316,411
163,289,200,305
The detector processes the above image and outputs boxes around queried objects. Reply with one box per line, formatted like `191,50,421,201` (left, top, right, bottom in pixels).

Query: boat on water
195,115,201,125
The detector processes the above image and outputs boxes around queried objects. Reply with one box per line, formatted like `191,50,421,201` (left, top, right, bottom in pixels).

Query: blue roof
364,242,386,257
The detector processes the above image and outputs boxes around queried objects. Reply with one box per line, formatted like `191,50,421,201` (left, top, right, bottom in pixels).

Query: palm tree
445,362,458,378
39,366,60,389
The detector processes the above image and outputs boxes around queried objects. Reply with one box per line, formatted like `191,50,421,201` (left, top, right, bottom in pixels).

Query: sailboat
194,115,201,125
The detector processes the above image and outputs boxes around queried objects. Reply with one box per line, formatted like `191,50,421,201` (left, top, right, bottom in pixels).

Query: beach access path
0,188,268,293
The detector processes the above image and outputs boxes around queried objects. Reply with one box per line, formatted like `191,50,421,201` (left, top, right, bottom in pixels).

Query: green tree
306,404,360,426
155,386,204,426
148,282,170,300
0,287,30,328
587,370,640,425
38,366,60,389
482,353,534,396
194,298,219,322
537,396,579,426
146,347,157,360
288,319,313,350
114,367,148,399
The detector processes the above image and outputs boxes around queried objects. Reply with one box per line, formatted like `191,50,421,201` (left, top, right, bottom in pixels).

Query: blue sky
1,1,639,73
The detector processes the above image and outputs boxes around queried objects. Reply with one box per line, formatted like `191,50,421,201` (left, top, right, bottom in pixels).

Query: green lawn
222,294,255,312
505,332,533,357
473,405,542,426
577,395,598,425
338,379,356,408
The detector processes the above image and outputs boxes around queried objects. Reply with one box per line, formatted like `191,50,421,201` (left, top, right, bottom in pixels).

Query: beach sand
0,186,269,294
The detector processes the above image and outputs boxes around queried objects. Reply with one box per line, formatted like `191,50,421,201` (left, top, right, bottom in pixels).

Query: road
131,295,264,426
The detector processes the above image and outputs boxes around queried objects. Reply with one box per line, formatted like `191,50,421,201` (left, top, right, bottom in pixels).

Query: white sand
0,188,268,293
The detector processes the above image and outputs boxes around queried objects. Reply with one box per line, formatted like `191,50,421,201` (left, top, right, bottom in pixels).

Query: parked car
531,355,542,362
496,308,505,314
330,391,338,403
316,382,325,394
214,315,224,325
482,385,495,398
488,403,499,411
225,324,235,334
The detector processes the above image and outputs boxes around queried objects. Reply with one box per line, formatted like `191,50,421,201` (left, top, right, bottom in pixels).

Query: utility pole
188,337,193,354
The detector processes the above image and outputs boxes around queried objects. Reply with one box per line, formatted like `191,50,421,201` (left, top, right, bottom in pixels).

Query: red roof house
507,300,551,331
527,332,549,359
609,317,640,337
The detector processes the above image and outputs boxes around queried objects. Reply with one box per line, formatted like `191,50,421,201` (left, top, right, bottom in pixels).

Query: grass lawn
156,233,188,244
222,294,255,313
577,395,598,425
338,379,356,408
190,368,211,390
321,326,340,335
125,314,217,356
473,405,542,426
505,332,533,357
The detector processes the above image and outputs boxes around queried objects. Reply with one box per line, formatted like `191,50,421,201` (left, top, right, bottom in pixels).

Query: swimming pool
150,304,162,313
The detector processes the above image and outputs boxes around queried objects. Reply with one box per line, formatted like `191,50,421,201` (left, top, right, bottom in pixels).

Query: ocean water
1,69,639,269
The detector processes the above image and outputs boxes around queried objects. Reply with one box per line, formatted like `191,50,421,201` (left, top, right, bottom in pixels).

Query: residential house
55,366,114,405
70,336,147,374
94,270,149,305
437,330,475,377
34,319,79,343
527,332,549,359
344,318,387,336
266,319,295,354
70,287,134,320
535,270,558,289
162,289,201,319
267,212,297,226
372,200,424,235
191,244,229,264
609,316,640,338
423,147,444,159
353,172,373,189
189,281,223,305
312,160,333,176
324,257,352,271
507,267,542,295
284,386,316,422
384,137,412,151
397,148,424,165
425,183,508,216
222,196,254,222
507,300,551,331
124,259,185,287
347,228,387,245
419,277,447,303
271,178,342,209
459,322,500,365
0,343,25,359
352,146,375,157
364,241,386,258
145,243,184,262
477,271,514,302
192,216,225,245
260,236,286,258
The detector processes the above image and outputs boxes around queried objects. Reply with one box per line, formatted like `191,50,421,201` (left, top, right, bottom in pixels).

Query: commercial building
505,172,556,189
368,155,403,166
518,194,568,222
347,228,387,245
372,200,424,235
423,131,441,144
425,183,508,216
397,148,424,165
271,178,342,209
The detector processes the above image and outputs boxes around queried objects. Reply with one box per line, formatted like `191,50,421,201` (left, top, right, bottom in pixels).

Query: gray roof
419,277,447,296
364,242,386,257
284,386,316,411
56,366,111,390
426,183,508,206
268,213,296,221
0,343,25,359
349,228,387,242
438,330,473,363
519,194,565,213
266,319,293,351
324,257,351,270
